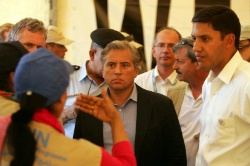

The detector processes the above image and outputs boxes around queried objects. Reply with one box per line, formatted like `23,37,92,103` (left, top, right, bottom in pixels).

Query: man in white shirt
191,6,250,166
167,38,209,166
63,28,125,137
134,27,182,95
239,25,250,62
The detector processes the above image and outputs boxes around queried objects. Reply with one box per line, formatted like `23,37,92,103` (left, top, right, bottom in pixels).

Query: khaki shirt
1,121,102,166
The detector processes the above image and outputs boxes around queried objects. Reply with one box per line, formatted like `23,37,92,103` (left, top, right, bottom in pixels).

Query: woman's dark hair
0,72,13,92
6,93,47,166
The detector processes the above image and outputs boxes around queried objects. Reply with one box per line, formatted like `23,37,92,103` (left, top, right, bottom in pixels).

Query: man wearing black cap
63,28,125,138
0,41,28,116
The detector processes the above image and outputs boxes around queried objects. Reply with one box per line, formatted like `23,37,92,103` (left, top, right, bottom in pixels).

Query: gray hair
7,18,47,41
101,40,141,70
172,38,197,63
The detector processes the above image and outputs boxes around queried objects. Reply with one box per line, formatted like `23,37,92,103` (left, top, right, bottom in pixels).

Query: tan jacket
1,121,102,166
0,96,19,117
167,82,188,116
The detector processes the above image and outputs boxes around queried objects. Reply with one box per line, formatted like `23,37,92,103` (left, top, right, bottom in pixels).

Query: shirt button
193,133,200,142
218,119,224,126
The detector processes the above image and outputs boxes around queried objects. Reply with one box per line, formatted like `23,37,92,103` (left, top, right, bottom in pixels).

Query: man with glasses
135,27,183,95
168,38,209,166
239,25,250,62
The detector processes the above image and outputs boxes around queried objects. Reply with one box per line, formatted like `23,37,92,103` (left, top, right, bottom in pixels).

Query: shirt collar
107,84,138,104
129,84,138,102
33,108,64,134
153,66,160,78
208,51,243,84
153,66,178,85
78,60,89,82
168,70,178,85
185,85,202,100
0,90,16,101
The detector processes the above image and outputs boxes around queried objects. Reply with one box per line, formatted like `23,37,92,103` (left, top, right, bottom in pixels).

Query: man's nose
114,65,122,74
193,40,202,52
172,61,178,70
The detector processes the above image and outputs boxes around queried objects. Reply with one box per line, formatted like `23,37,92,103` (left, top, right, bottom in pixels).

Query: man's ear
225,33,235,49
101,68,104,77
89,49,96,61
9,72,15,92
9,71,15,82
196,63,201,70
45,44,49,49
152,47,156,58
134,66,140,77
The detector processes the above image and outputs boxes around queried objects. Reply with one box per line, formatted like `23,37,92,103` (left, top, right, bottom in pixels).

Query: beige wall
57,0,250,69
1,0,250,69
0,0,50,26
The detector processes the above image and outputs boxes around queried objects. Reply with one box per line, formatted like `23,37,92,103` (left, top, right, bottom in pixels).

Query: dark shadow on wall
93,0,230,70
94,0,109,28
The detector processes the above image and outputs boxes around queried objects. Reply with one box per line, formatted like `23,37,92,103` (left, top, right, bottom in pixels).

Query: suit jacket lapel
134,85,153,158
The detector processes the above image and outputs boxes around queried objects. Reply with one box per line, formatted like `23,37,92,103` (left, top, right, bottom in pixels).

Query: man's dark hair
192,6,241,49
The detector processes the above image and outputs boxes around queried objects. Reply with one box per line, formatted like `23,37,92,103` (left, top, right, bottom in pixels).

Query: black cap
90,28,125,48
0,41,28,73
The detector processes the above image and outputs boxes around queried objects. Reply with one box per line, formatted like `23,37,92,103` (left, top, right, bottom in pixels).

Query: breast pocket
209,115,235,145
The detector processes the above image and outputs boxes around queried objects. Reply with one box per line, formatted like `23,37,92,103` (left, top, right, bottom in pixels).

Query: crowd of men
0,5,250,166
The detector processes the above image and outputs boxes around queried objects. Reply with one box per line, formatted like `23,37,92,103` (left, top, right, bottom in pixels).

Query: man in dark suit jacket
74,40,186,166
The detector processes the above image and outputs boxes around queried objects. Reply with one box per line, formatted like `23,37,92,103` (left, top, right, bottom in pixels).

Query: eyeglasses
239,39,250,50
154,43,175,50
239,43,250,50
181,39,194,47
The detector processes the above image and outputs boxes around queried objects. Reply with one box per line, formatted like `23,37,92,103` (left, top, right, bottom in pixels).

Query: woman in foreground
0,48,136,166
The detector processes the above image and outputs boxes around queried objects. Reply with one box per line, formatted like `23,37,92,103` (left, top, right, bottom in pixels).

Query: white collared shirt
179,86,202,166
67,61,106,101
196,52,250,166
64,61,107,138
134,66,181,96
66,61,107,107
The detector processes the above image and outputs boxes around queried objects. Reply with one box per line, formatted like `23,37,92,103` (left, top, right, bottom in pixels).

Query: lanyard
152,68,178,93
152,68,158,93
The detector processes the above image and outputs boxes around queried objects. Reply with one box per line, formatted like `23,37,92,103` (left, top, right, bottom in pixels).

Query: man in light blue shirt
63,28,125,138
